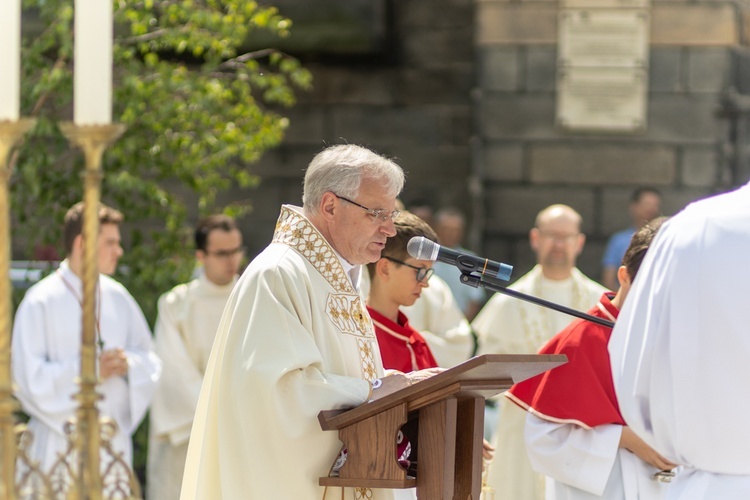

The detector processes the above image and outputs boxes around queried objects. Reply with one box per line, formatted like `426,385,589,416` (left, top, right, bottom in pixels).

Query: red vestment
506,293,625,429
367,306,438,372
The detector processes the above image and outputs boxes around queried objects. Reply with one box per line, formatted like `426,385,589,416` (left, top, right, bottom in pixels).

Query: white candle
0,0,21,121
74,0,113,125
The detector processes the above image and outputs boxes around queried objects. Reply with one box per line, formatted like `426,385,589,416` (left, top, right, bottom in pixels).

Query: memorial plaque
559,9,649,67
556,4,650,133
557,67,647,132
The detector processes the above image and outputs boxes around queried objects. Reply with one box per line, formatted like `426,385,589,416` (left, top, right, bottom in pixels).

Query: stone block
525,46,557,92
483,185,596,234
300,65,396,106
483,143,525,181
331,106,446,146
476,3,557,45
402,29,475,68
480,94,558,139
687,47,731,93
651,4,738,46
682,147,719,187
398,0,474,29
529,144,676,185
478,47,520,91
731,47,750,94
599,187,642,236
645,94,723,143
399,65,474,105
649,47,684,93
282,107,328,146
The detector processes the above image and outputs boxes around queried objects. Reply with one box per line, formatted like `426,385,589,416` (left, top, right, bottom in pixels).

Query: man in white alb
12,202,161,478
181,144,438,500
147,214,244,500
472,204,606,500
609,182,750,498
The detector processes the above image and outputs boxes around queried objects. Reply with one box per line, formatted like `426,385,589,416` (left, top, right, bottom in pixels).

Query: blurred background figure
148,214,244,500
601,187,662,291
432,207,487,322
473,204,607,500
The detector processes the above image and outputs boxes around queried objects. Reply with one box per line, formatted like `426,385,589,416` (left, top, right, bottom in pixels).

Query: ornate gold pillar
0,118,36,500
59,122,125,500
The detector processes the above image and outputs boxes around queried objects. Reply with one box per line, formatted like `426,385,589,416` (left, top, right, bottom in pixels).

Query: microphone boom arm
460,273,615,329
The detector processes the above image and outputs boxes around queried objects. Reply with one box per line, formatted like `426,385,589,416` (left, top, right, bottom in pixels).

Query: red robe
506,293,625,429
367,307,438,372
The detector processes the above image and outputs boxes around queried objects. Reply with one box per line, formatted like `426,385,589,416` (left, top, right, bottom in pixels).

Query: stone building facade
240,0,749,283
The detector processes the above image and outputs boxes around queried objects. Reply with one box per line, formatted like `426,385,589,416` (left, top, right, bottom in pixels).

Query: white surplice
147,273,237,500
609,182,750,499
473,265,606,500
525,414,669,500
11,260,161,474
181,206,397,500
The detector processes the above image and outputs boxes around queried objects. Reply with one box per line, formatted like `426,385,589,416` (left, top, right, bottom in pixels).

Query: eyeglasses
537,230,580,244
384,256,434,283
205,246,246,259
334,194,401,222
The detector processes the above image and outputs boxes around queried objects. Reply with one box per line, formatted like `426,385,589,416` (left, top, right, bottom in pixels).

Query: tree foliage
13,0,312,323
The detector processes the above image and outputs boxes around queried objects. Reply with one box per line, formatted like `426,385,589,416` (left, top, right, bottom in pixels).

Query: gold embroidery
354,487,373,499
272,206,378,381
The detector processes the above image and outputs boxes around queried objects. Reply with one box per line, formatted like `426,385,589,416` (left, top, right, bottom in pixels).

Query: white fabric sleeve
121,290,161,435
524,413,622,496
11,297,81,434
149,291,204,445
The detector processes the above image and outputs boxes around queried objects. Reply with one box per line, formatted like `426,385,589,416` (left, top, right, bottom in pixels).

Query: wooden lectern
318,354,567,499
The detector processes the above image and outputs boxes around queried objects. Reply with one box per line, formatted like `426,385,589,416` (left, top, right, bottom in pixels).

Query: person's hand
99,348,128,380
369,373,410,401
405,367,445,384
482,439,495,461
619,426,678,471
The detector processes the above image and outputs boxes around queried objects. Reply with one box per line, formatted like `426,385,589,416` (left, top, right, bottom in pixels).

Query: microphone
407,236,513,281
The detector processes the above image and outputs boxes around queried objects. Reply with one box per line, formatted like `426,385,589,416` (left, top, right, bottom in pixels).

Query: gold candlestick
59,122,126,500
0,118,36,500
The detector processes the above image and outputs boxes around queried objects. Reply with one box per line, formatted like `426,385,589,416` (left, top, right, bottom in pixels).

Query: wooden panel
454,398,484,499
417,398,457,499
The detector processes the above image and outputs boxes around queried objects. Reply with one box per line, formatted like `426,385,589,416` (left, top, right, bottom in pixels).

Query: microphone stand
459,272,615,329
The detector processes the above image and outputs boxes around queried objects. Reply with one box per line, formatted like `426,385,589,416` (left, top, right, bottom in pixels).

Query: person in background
601,187,661,291
12,202,161,481
610,183,750,498
473,204,607,500
147,214,244,500
508,218,676,500
432,207,486,322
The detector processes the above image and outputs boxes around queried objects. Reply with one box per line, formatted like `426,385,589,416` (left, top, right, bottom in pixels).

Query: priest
181,145,434,500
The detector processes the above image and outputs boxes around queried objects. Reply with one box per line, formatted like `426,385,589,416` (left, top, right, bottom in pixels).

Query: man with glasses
148,214,244,500
472,204,606,500
182,145,437,500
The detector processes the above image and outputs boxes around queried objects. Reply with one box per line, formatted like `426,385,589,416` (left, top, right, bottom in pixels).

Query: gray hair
302,144,405,214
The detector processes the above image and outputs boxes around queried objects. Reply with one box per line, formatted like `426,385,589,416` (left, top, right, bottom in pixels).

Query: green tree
13,0,311,321
12,0,311,485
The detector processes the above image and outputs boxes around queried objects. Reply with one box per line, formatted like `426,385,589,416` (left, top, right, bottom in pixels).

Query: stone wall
475,0,743,281
238,0,747,286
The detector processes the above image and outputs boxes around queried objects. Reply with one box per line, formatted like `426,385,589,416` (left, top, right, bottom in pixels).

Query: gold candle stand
59,122,126,500
0,118,37,500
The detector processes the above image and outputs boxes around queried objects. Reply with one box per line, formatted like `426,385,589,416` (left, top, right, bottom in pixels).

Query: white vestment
360,272,474,368
525,414,669,500
473,265,606,500
11,260,161,475
148,273,237,500
609,182,750,499
181,206,397,500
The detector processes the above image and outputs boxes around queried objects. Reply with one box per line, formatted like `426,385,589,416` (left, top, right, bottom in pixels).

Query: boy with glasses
366,211,439,372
